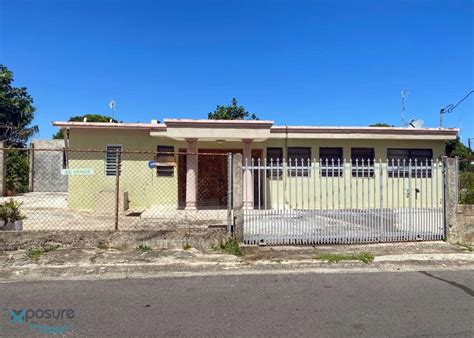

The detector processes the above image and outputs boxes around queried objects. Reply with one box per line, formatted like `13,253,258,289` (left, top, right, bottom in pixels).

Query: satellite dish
406,118,424,128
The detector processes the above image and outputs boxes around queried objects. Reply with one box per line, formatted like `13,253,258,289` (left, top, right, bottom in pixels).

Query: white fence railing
242,158,445,245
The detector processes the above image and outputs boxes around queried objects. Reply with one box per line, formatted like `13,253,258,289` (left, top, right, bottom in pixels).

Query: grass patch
137,244,152,253
455,242,474,252
215,237,242,256
26,247,44,261
316,252,375,264
182,242,192,250
25,244,59,261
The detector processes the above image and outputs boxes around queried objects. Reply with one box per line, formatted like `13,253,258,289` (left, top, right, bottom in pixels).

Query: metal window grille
288,147,311,176
105,145,122,176
351,148,375,177
388,149,433,178
156,145,175,177
320,147,343,177
266,147,283,178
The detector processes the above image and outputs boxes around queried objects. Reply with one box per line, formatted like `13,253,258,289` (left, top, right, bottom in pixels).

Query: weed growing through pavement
26,247,44,260
315,252,375,264
455,242,473,252
137,244,152,252
26,244,58,261
214,237,242,256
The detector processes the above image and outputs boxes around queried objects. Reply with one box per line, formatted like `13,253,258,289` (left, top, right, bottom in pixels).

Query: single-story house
52,119,458,213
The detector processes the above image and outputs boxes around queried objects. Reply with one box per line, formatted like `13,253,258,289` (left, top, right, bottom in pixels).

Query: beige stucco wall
67,129,183,210
65,128,447,210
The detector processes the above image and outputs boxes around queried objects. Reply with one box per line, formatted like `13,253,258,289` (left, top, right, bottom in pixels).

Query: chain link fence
0,147,231,232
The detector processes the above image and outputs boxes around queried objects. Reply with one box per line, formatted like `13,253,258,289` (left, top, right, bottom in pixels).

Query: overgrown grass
26,245,58,261
215,237,242,256
316,252,375,264
137,244,152,252
182,242,192,250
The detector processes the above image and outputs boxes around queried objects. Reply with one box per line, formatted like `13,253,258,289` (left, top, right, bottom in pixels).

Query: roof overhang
270,126,459,140
52,120,459,141
52,121,166,131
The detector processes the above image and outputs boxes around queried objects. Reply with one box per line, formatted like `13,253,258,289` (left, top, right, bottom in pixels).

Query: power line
440,90,474,128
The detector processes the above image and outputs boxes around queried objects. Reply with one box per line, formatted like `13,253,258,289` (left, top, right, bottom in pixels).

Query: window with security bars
266,147,283,178
157,145,175,177
320,147,343,177
288,147,311,176
351,148,375,177
387,148,433,178
105,145,122,176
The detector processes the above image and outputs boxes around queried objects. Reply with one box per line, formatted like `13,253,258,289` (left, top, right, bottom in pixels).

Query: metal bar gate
242,158,445,245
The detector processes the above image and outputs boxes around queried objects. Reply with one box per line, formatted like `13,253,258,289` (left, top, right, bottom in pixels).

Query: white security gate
242,158,445,245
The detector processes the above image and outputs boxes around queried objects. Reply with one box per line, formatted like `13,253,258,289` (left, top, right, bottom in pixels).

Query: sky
1,0,473,143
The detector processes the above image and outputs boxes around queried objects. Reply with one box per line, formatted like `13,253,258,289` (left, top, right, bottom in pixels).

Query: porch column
185,138,198,210
242,138,253,209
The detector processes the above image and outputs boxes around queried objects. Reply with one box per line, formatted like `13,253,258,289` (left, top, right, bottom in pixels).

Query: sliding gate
243,158,445,245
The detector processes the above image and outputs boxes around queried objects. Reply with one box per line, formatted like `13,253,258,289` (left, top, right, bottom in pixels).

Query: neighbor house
52,119,458,213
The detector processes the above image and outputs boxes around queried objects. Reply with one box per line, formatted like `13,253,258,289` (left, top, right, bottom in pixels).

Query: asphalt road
1,270,473,337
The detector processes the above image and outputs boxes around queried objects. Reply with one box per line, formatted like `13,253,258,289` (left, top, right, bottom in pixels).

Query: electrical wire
442,90,474,114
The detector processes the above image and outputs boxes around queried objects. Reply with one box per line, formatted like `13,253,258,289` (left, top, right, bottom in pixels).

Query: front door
178,149,262,209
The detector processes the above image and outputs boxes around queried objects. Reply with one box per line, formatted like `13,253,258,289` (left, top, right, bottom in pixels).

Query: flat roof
52,119,459,140
52,121,166,130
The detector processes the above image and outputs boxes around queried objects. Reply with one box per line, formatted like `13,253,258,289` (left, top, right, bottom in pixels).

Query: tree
369,123,393,127
52,114,117,139
208,98,257,120
445,136,472,158
0,65,38,146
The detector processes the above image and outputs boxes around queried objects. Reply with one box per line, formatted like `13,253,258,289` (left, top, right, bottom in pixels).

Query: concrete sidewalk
0,241,472,282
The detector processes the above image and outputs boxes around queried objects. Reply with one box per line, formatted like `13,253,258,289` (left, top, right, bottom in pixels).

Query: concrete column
0,141,5,196
185,138,198,210
444,157,459,242
232,153,243,241
242,139,253,209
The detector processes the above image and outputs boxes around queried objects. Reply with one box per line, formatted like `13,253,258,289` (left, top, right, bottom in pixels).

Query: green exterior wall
66,128,447,210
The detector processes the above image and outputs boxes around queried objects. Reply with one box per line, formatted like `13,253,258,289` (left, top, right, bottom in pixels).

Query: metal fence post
114,150,122,231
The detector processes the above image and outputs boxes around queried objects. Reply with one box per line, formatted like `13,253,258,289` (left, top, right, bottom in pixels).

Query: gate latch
406,188,421,200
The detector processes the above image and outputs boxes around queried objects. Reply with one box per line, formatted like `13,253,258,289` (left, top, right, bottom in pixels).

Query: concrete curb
1,253,472,283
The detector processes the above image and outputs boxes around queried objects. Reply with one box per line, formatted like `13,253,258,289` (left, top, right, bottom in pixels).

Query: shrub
6,150,29,194
0,198,25,223
459,172,474,204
